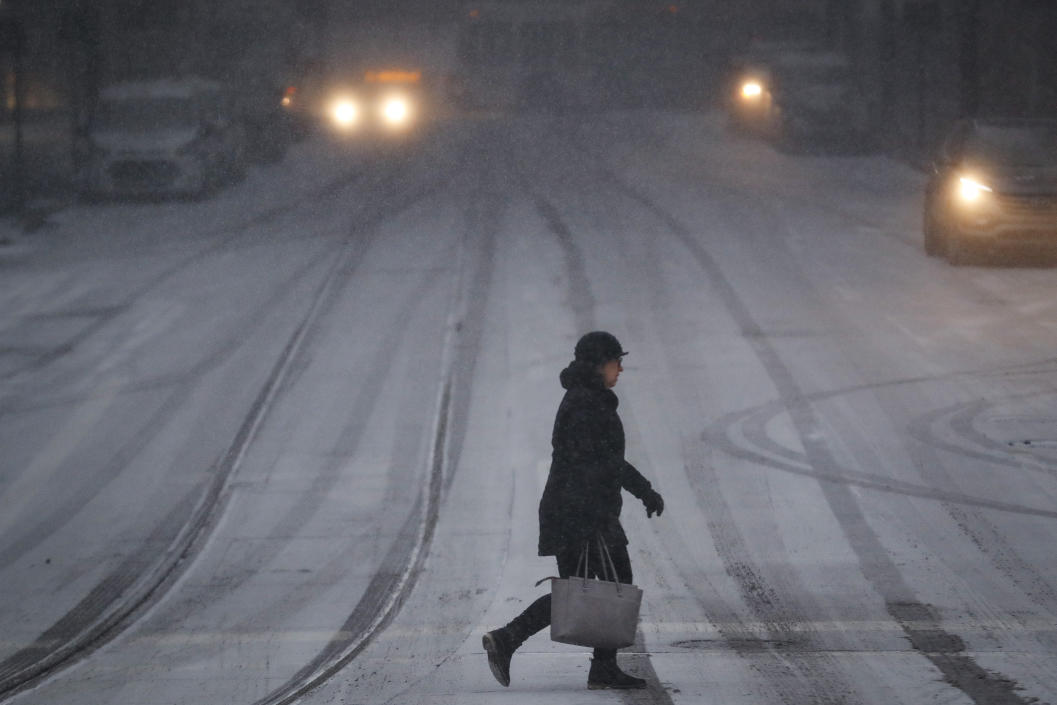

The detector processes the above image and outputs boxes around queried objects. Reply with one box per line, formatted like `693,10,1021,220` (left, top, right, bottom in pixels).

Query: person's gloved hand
643,489,664,518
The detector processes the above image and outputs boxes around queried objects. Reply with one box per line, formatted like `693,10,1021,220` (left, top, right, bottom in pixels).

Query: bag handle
595,537,610,582
534,537,623,593
532,542,595,589
596,535,623,595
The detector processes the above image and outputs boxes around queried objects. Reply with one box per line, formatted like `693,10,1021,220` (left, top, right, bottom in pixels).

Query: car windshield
965,124,1057,166
96,96,201,131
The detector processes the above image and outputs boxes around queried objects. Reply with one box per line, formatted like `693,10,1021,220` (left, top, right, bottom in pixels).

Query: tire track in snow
0,154,450,701
706,400,1057,520
0,232,349,700
247,136,496,705
307,130,512,705
0,165,374,384
0,245,336,568
905,398,1057,626
705,357,1057,641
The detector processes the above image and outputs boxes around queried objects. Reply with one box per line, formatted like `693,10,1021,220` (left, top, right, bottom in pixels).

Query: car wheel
923,209,944,257
944,230,974,266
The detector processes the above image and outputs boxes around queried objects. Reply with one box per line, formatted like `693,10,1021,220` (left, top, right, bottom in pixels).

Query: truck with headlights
726,42,869,150
319,69,425,137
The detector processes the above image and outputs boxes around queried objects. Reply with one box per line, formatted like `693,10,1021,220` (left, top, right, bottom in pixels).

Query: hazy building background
1,0,1055,215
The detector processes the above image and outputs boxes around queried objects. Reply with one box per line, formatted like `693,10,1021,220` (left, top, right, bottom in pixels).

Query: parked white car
76,78,246,199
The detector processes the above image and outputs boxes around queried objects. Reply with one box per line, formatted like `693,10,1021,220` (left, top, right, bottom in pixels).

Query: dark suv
924,118,1057,264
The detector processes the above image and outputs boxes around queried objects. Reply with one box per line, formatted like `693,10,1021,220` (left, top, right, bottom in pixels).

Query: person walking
483,331,665,690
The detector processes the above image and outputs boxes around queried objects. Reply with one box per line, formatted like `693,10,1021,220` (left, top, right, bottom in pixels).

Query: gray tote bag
536,538,643,649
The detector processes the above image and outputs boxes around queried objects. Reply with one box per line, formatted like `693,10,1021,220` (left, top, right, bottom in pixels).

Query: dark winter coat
537,360,654,556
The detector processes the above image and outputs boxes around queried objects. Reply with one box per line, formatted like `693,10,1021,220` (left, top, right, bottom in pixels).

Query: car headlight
330,98,361,128
380,96,411,126
741,81,763,99
957,176,993,203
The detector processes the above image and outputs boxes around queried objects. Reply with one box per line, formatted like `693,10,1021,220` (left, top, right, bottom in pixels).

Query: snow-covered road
2,112,1056,705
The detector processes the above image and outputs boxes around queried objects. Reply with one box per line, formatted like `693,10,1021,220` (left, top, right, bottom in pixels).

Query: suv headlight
957,176,993,203
741,81,763,99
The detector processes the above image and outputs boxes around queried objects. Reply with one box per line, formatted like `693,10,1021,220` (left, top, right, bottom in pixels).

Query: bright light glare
381,97,410,125
958,176,992,202
331,99,360,127
741,82,763,99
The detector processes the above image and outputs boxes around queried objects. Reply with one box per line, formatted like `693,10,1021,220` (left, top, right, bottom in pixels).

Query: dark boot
587,657,647,690
483,595,550,687
482,628,516,687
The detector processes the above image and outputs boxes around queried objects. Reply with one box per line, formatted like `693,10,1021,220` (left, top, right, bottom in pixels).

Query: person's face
600,358,623,388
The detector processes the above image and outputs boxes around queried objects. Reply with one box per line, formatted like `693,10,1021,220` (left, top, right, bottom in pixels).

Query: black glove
643,489,664,518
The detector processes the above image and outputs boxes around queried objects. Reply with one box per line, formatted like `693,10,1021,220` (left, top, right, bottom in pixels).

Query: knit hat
573,331,627,365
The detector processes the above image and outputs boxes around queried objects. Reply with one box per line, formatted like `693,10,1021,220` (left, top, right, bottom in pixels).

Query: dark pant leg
499,547,578,645
503,593,551,646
